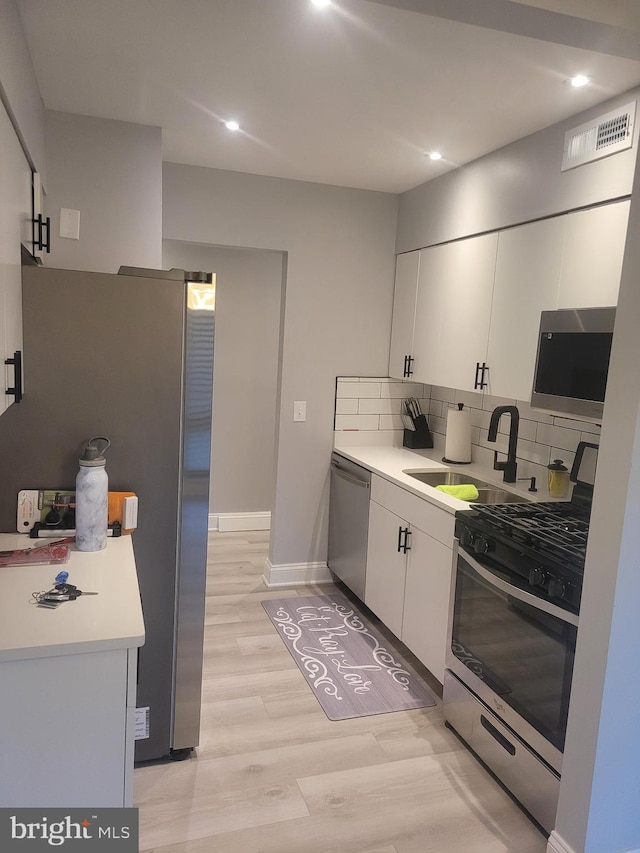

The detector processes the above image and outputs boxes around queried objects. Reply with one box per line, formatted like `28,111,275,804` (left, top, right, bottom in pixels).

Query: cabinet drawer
371,475,455,546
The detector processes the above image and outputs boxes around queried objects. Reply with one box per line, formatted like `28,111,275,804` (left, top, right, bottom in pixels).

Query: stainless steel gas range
443,441,598,834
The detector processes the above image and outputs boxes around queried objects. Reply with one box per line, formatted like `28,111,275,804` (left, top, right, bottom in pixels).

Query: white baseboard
263,559,334,588
547,831,576,853
208,511,271,532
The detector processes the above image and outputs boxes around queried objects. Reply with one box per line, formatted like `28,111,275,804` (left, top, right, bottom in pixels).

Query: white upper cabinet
556,200,630,310
387,200,630,403
388,250,420,380
0,100,31,416
424,233,498,393
487,217,565,401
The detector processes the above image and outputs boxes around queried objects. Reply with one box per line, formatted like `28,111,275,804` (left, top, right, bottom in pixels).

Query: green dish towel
435,484,479,501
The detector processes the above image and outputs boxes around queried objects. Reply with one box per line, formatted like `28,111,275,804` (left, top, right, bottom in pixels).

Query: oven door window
452,555,577,752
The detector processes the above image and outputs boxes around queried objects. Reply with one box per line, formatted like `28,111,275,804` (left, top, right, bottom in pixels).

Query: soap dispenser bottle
75,436,110,551
547,458,569,498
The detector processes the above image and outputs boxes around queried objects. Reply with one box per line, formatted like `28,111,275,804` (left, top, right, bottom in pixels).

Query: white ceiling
16,0,640,193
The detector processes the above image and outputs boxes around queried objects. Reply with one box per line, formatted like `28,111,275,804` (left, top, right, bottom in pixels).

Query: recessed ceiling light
570,75,590,88
224,120,240,132
311,0,331,7
428,151,442,161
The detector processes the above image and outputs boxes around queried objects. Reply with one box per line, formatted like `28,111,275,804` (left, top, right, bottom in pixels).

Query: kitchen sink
403,470,490,489
403,469,529,504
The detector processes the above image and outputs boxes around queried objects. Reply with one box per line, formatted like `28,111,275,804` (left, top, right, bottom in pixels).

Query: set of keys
34,570,99,607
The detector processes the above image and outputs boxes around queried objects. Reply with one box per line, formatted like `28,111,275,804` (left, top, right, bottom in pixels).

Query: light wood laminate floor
134,531,548,853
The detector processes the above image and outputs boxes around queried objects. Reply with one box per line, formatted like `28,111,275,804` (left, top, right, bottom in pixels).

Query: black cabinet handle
5,350,23,403
480,714,516,756
32,214,51,253
403,355,414,378
474,362,489,389
397,526,411,554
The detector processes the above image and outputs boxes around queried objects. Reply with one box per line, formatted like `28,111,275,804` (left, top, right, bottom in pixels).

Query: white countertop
333,444,551,514
0,535,145,663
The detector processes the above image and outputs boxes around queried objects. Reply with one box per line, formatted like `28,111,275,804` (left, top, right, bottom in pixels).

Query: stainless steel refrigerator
0,265,215,762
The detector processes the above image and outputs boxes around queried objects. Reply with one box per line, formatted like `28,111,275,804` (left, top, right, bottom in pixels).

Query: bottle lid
79,436,110,467
548,458,568,471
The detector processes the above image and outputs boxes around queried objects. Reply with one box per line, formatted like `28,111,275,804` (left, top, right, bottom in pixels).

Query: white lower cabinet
365,476,454,683
1,647,138,807
365,499,408,638
402,527,453,683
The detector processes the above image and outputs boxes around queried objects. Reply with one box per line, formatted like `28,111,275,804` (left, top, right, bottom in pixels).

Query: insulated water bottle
75,437,110,551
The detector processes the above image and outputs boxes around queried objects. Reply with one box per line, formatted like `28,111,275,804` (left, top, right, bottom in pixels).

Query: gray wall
162,239,282,516
44,110,162,272
397,88,639,252
163,163,399,567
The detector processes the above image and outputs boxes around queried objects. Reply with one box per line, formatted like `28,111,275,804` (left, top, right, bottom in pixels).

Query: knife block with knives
402,397,433,449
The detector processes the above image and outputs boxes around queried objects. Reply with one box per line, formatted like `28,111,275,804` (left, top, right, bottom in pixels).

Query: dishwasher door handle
330,460,371,489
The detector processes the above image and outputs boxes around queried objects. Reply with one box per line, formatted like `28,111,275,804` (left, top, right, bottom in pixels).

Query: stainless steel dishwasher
328,452,371,600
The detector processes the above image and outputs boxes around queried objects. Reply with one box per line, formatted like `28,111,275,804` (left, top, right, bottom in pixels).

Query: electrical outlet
293,401,307,422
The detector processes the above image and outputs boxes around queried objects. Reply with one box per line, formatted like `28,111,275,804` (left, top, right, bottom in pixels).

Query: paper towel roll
444,404,472,463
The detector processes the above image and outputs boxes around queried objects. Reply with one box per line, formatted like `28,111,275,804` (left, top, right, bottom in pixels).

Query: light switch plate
59,207,80,240
293,401,307,422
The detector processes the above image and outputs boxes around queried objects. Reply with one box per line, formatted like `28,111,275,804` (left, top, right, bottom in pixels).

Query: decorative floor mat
262,593,436,720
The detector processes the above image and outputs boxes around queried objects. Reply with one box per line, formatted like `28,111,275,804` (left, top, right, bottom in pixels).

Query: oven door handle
459,548,579,627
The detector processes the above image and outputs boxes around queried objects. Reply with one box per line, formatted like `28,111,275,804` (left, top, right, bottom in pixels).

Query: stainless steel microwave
530,307,615,422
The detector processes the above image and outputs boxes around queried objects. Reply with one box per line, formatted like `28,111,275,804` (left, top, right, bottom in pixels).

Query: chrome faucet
488,405,519,483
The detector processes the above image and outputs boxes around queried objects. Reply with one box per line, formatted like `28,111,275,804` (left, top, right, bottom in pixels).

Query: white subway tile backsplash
515,418,538,442
517,401,554,424
334,379,597,499
431,386,456,403
382,381,428,399
335,398,358,415
336,381,381,399
335,414,380,431
536,422,582,453
516,438,552,466
334,430,401,448
553,415,601,435
429,398,444,418
358,397,401,415
428,415,447,435
379,414,404,430
455,389,484,409
481,393,517,411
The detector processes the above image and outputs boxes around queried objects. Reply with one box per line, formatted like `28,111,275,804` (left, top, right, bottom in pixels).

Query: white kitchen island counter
0,535,144,808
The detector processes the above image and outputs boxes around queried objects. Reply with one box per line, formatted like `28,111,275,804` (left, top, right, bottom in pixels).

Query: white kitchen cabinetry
388,201,629,403
414,234,498,393
365,475,454,682
365,499,407,638
0,536,144,807
556,200,630,309
0,99,31,416
486,217,565,401
388,250,420,380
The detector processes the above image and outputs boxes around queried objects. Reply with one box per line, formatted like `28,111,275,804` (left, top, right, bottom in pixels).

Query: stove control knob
548,577,566,600
473,535,491,555
528,567,545,587
459,527,475,548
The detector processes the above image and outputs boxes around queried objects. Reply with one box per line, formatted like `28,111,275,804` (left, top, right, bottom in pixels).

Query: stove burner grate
473,501,590,569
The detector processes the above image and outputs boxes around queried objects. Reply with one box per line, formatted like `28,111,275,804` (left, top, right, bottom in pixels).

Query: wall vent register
562,101,636,171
